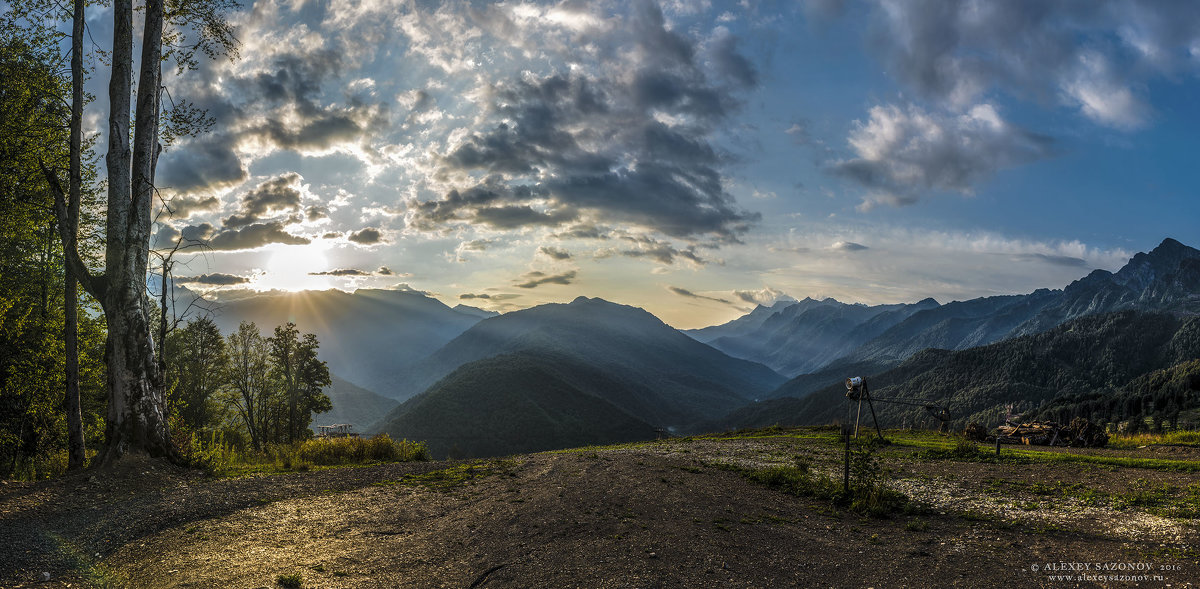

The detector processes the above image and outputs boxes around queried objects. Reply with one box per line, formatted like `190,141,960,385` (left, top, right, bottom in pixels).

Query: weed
904,518,928,532
276,573,303,588
395,459,519,492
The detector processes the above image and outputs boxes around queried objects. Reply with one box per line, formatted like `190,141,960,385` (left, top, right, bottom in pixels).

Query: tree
0,32,106,478
267,323,332,442
224,321,271,451
164,316,228,432
43,0,238,465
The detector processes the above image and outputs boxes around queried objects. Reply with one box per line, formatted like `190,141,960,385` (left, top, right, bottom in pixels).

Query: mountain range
710,310,1200,432
190,237,1200,458
368,297,786,456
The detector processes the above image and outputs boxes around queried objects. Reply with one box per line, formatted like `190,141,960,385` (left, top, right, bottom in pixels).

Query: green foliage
267,323,332,443
294,435,428,466
0,33,106,479
196,434,428,477
165,316,229,431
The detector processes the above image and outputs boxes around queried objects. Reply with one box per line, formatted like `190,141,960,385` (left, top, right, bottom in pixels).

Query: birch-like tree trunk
96,0,177,464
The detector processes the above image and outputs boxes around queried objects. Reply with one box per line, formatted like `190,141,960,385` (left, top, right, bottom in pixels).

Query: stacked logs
993,417,1108,448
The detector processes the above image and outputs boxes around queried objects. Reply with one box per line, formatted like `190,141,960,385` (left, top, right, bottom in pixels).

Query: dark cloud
156,44,382,196
163,195,220,219
308,266,403,276
243,173,302,216
412,1,760,243
514,270,577,289
175,273,251,285
176,221,310,251
1009,252,1087,267
538,246,572,260
667,286,732,305
157,133,248,192
604,235,708,265
322,232,342,239
248,114,364,151
309,268,371,276
306,205,329,221
347,227,383,245
832,104,1054,209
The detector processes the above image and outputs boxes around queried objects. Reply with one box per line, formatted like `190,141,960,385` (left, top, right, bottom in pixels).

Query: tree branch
40,159,106,300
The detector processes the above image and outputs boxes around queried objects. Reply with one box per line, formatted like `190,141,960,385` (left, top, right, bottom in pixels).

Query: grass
1108,431,1200,450
381,459,520,493
737,440,910,518
197,434,430,477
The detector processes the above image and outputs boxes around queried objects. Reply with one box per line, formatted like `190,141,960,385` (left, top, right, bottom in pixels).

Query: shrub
276,572,303,588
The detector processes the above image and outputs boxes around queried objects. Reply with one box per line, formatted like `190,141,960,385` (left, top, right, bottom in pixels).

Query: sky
67,0,1200,328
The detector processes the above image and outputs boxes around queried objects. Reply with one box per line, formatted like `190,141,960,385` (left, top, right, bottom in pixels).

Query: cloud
308,266,405,276
306,205,329,221
538,246,572,260
832,103,1054,209
830,241,869,252
552,224,609,240
867,1,1200,128
347,227,383,245
308,268,371,276
667,286,732,305
734,287,796,305
459,292,521,300
600,234,709,266
157,133,248,192
163,195,219,219
176,221,310,251
514,270,577,289
174,273,251,285
245,173,302,213
388,283,432,295
409,1,761,244
1008,253,1087,267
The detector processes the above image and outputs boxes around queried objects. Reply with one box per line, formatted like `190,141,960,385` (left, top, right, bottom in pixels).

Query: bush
294,435,429,466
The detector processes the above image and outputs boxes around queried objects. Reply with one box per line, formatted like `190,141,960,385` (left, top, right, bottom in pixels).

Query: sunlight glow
259,242,333,292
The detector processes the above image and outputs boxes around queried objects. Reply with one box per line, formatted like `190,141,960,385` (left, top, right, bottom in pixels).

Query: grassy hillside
372,353,660,459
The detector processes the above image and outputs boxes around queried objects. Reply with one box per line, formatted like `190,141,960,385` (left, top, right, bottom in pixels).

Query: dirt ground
1,434,1197,588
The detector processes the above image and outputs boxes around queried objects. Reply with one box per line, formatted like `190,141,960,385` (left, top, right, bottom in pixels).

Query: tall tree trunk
98,0,177,465
64,0,86,472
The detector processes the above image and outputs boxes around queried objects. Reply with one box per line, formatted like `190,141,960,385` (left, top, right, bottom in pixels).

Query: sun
260,242,333,291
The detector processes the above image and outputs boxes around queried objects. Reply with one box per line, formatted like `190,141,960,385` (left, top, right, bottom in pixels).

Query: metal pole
854,396,863,438
843,425,851,495
865,383,884,441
